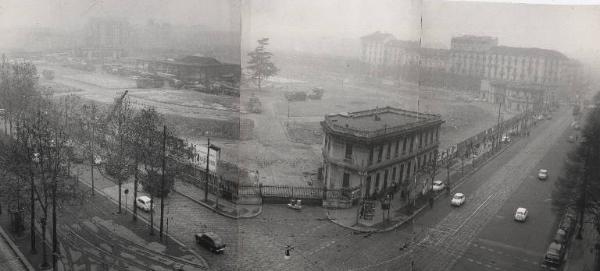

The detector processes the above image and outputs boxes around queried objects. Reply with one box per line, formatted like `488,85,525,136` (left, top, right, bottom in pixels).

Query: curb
326,138,516,233
77,173,210,269
174,188,263,220
100,165,262,220
0,225,36,271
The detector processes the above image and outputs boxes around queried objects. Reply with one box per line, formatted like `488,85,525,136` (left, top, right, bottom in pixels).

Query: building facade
360,31,583,112
321,107,444,208
76,18,131,60
135,55,241,85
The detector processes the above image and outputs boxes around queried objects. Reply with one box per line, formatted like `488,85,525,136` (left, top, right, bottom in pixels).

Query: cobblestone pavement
68,110,570,271
234,110,570,271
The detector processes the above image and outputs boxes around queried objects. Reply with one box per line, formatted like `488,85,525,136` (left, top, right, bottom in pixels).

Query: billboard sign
192,144,220,173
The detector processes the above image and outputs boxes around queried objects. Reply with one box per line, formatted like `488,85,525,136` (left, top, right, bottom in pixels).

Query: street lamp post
40,217,50,270
355,160,366,225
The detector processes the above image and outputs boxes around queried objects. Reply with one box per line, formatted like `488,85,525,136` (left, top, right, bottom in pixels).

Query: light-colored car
432,180,445,192
514,207,528,222
567,135,575,143
451,193,466,206
538,169,548,180
136,196,152,212
501,135,511,143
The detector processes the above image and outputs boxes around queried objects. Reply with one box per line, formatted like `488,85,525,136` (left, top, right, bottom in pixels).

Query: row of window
359,128,439,164
357,150,437,195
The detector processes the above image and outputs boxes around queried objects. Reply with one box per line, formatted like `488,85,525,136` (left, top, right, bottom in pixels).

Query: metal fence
181,171,358,205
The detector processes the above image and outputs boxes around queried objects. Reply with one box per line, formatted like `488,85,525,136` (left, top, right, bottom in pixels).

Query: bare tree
104,94,134,214
553,97,600,238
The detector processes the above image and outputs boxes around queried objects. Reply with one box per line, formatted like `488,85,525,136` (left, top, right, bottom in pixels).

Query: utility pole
205,138,210,202
133,153,138,222
52,132,60,271
495,101,502,152
27,123,36,255
90,105,95,196
160,125,166,239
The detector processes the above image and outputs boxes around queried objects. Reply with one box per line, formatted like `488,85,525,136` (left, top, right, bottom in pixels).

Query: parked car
544,241,564,266
514,207,528,222
501,135,512,143
538,169,548,180
135,196,152,212
195,232,226,254
432,180,445,192
568,135,576,143
451,193,466,206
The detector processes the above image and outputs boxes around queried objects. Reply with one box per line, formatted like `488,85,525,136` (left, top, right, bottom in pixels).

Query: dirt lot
36,56,515,187
235,53,516,186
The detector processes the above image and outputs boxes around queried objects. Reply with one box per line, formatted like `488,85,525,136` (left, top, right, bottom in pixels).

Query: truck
285,91,307,101
307,87,325,100
42,69,55,80
544,241,564,266
248,95,262,113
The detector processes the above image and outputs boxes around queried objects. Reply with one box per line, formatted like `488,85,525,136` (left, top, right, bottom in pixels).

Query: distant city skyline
0,0,240,31
243,0,600,69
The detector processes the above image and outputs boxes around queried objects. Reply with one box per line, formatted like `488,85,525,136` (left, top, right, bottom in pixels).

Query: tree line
553,92,600,239
0,56,197,268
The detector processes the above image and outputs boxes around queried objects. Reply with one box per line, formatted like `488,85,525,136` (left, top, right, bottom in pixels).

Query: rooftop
137,55,239,67
322,107,443,139
361,31,395,42
489,46,568,60
386,40,420,48
489,80,552,91
451,35,498,43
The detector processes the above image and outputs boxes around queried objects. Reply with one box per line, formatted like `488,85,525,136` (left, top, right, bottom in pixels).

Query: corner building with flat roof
321,107,444,208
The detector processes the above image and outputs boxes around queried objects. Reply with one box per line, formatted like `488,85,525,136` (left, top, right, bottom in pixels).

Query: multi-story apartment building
321,107,443,208
360,31,583,112
449,36,498,77
75,18,131,59
360,32,395,67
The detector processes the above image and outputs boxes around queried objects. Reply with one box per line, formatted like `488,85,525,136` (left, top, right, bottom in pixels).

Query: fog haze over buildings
423,0,600,68
0,0,241,62
0,0,239,31
243,0,422,57
244,0,600,71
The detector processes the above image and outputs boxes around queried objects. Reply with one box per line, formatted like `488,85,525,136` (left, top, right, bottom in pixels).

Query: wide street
230,107,574,271
88,106,572,271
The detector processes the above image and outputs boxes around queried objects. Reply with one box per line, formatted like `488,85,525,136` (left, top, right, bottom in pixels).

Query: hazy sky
243,0,600,64
0,0,240,31
242,0,422,54
423,0,600,62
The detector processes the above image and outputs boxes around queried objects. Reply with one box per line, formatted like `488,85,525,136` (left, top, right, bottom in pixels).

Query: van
136,196,152,212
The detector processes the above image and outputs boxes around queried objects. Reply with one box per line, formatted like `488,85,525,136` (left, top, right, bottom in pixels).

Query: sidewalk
326,137,514,233
565,221,598,271
75,162,262,219
0,225,35,271
174,181,262,219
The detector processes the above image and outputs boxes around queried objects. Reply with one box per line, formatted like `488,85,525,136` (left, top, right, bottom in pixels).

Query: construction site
33,50,516,189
